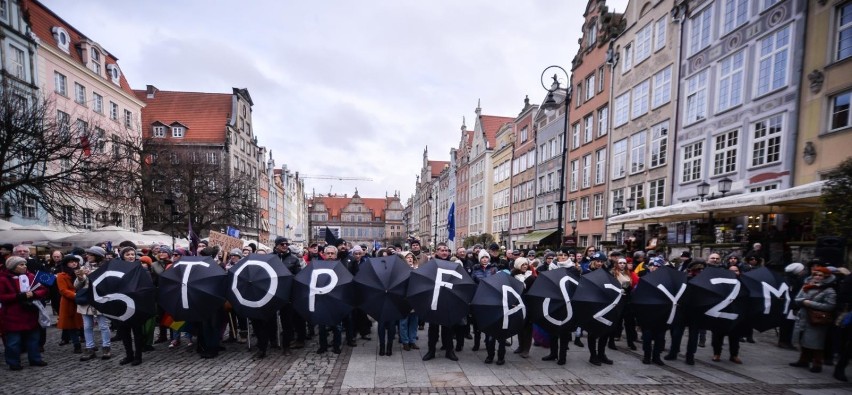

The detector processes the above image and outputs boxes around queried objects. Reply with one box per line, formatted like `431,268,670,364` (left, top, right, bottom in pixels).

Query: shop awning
517,229,558,244
697,193,768,215
607,211,646,225
763,180,826,211
606,201,704,225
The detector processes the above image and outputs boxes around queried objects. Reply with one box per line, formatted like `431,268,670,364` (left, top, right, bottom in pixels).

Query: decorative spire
475,99,481,116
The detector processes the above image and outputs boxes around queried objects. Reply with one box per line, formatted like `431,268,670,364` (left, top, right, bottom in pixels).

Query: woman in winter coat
511,257,536,358
74,246,112,361
0,256,49,370
790,266,837,373
56,255,84,353
116,247,147,365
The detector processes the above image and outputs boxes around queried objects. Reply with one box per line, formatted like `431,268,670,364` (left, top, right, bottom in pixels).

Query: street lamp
718,177,732,197
697,177,733,201
697,182,710,201
540,65,572,247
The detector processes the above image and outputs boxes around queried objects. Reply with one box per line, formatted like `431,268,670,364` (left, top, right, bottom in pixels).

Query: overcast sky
42,0,628,202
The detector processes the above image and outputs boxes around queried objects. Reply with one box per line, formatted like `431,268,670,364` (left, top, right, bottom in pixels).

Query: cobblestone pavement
1,322,852,394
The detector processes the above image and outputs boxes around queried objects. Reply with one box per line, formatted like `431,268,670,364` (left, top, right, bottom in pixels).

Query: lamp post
697,177,733,243
613,197,635,244
164,197,177,250
540,65,572,247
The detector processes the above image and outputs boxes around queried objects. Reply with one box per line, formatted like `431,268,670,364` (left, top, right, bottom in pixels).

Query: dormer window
51,26,70,53
106,64,121,86
171,126,185,138
90,49,101,75
152,125,165,138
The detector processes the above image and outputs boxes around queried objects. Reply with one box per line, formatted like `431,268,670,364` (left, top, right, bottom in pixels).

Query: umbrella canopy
525,268,582,330
353,255,411,322
631,267,688,329
54,226,151,248
740,267,792,332
88,258,157,325
225,254,293,320
470,273,527,339
0,224,74,245
0,219,15,230
158,256,227,321
406,258,475,326
573,269,626,336
684,267,747,333
292,260,355,326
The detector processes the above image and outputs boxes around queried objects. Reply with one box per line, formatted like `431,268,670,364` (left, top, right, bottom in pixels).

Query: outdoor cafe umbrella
353,255,411,322
0,224,74,246
225,254,293,320
406,258,475,326
631,266,688,329
87,258,157,326
158,256,227,322
684,267,747,333
525,268,582,331
470,273,526,339
741,266,791,332
292,260,355,326
572,269,625,336
54,226,150,248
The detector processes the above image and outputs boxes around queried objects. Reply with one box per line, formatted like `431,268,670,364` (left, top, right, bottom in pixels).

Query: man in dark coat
274,237,306,354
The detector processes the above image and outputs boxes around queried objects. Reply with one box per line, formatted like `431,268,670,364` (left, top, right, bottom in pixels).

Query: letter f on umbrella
432,268,462,310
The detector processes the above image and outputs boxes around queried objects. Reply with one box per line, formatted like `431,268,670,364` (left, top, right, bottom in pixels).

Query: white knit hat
785,262,805,274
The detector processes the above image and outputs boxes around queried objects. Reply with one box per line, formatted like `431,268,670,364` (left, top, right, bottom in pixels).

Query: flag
34,270,56,287
447,202,455,241
324,226,339,246
188,218,200,256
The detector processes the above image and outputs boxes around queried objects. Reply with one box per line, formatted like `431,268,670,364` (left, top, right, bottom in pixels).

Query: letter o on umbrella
406,258,475,326
158,256,227,322
292,260,355,326
88,258,157,326
225,254,293,320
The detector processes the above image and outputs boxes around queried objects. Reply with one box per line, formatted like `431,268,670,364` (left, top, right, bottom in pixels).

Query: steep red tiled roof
429,161,449,178
480,115,514,149
25,0,135,96
133,89,232,144
316,196,388,220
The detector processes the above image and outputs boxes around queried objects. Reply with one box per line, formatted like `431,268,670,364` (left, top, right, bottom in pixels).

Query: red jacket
0,271,48,333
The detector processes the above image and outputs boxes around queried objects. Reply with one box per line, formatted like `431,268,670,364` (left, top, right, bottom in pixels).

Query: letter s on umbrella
93,271,135,322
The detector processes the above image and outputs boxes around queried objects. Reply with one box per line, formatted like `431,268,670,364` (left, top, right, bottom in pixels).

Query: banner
208,230,243,254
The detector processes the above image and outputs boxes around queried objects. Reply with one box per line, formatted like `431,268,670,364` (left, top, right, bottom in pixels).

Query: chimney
146,85,158,99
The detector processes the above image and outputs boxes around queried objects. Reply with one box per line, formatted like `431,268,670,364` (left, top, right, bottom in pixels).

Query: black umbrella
158,256,227,322
741,267,792,332
631,266,688,329
470,273,526,339
292,260,355,326
572,269,625,336
406,258,475,326
684,267,746,333
525,268,582,331
88,258,156,326
225,254,293,320
353,255,411,322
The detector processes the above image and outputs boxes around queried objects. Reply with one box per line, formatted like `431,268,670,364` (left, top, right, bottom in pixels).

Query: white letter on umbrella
593,284,623,327
762,281,790,315
543,275,579,326
92,270,135,322
656,283,687,325
173,260,210,309
502,285,526,329
432,268,462,310
309,268,338,312
232,260,278,308
705,278,741,320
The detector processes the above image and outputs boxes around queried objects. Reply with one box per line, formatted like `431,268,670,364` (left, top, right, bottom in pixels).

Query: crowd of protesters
0,238,850,382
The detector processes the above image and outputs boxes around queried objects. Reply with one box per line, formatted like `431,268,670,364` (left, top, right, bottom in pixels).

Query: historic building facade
490,122,514,246
308,190,404,249
509,101,539,249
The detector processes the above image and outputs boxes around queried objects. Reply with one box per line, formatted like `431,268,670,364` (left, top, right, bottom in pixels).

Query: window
713,130,739,175
520,126,528,142
61,206,75,224
597,106,608,136
611,189,624,215
54,72,67,96
682,141,704,182
648,179,666,208
630,131,647,173
22,194,36,218
582,154,591,188
595,148,606,185
581,197,590,220
650,121,668,168
172,126,185,138
8,45,25,79
74,83,86,105
632,80,650,119
569,200,577,221
757,25,791,96
570,160,579,191
622,44,633,72
614,93,630,127
718,50,745,111
0,0,7,20
652,66,672,108
110,102,118,121
587,22,597,47
689,6,713,55
90,48,101,75
586,74,595,100
584,115,594,143
830,90,852,131
629,184,644,206
838,3,852,61
593,194,603,218
654,16,667,51
722,0,749,35
153,126,166,138
82,209,93,230
57,110,70,139
572,123,580,149
685,69,708,123
579,236,589,247
598,67,605,92
76,119,88,136
750,183,780,192
635,23,652,64
94,128,105,153
762,0,781,11
93,93,103,113
576,83,583,107
124,109,133,129
751,114,783,167
612,139,627,179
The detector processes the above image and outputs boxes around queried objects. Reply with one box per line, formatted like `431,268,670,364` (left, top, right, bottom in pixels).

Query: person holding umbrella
274,237,306,353
113,247,147,365
470,249,496,353
0,256,50,370
56,255,84,354
664,258,707,365
314,245,343,354
399,251,420,351
583,252,617,366
637,257,669,365
511,257,536,358
74,246,112,362
710,264,746,364
790,266,837,373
